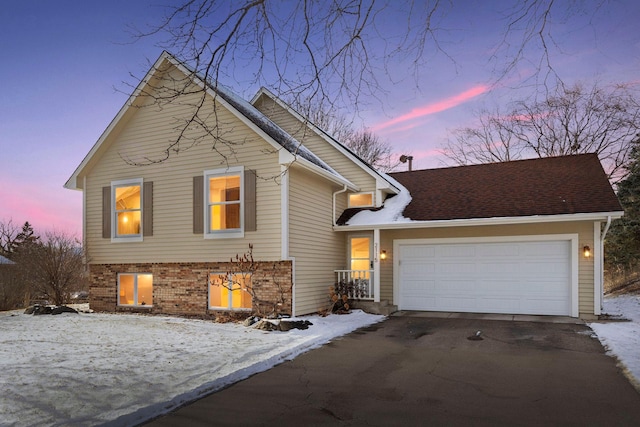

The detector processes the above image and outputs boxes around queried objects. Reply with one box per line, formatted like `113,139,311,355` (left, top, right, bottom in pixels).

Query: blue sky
0,0,638,237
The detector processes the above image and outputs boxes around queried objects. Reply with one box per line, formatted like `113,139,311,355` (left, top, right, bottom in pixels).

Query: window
205,166,244,238
118,273,153,307
111,178,143,241
209,273,252,310
104,179,152,241
348,192,374,207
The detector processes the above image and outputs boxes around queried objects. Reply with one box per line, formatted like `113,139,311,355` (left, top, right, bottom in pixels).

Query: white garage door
397,239,572,316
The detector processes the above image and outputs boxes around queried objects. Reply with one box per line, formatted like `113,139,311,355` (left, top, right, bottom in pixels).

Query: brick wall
89,261,293,319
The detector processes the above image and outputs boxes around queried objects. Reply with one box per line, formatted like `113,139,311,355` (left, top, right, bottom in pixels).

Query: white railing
334,270,374,300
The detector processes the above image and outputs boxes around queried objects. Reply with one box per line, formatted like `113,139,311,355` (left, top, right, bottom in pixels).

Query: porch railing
334,270,374,300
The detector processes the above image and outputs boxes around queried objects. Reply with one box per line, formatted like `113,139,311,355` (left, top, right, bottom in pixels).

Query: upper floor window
348,192,374,207
205,166,244,238
111,178,144,242
193,167,256,238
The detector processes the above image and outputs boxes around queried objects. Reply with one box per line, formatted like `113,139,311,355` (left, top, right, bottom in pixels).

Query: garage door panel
439,245,476,258
436,279,477,293
478,297,522,312
402,262,436,276
438,262,476,274
480,243,521,258
437,296,478,311
398,240,571,316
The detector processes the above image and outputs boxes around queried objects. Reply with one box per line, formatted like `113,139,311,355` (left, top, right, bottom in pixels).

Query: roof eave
285,152,358,191
334,211,625,231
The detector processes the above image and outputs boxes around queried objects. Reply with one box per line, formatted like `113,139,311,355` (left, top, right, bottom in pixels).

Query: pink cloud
373,85,490,131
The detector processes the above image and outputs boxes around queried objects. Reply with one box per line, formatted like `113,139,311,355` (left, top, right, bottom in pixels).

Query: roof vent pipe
400,155,413,171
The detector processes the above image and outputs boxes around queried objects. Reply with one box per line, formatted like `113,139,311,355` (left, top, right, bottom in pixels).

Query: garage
395,237,576,316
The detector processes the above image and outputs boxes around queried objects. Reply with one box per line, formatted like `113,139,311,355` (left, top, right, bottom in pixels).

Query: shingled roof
381,153,621,222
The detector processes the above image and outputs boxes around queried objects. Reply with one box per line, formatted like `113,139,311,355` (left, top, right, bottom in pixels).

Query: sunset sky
1,0,638,237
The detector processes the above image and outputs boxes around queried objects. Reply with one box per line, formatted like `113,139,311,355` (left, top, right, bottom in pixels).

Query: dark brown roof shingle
386,153,621,221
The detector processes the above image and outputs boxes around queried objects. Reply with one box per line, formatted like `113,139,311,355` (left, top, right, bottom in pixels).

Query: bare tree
443,82,640,181
0,219,20,258
345,129,401,172
129,0,611,163
16,232,85,306
216,244,291,318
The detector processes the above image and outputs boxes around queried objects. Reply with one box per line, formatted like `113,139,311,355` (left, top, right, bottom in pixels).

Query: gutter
333,185,348,226
600,215,613,312
335,211,624,231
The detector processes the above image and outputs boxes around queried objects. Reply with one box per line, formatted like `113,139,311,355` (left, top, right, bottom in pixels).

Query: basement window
118,273,153,307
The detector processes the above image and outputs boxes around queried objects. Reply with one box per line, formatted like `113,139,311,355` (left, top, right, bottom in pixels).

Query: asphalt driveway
146,314,640,426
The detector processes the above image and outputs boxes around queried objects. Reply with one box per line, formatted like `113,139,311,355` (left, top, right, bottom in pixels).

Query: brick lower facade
89,261,293,319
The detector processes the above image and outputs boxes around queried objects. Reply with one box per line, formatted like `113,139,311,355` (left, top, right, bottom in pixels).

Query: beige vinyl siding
253,95,377,197
289,166,346,315
377,220,596,316
83,68,282,264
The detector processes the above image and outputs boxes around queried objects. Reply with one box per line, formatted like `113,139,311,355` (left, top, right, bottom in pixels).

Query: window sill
111,236,143,243
117,305,153,309
204,231,245,239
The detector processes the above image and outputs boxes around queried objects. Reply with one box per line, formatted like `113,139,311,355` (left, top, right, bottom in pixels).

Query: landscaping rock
254,319,279,331
24,305,78,315
33,305,53,315
51,306,78,315
253,319,313,332
279,320,313,331
243,316,259,327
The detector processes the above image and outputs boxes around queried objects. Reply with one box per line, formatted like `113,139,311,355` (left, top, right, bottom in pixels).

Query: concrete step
351,300,398,316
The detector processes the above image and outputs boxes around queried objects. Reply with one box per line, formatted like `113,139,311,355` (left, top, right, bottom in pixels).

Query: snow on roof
0,255,15,265
346,173,413,225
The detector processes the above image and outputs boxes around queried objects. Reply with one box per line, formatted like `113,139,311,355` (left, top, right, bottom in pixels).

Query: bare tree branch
443,81,640,182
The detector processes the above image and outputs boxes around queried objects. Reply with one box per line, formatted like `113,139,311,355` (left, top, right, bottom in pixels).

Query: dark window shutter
102,186,111,239
244,169,257,232
193,176,204,234
143,181,153,236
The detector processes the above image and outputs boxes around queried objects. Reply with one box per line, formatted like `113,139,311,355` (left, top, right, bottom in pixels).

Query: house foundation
89,261,293,318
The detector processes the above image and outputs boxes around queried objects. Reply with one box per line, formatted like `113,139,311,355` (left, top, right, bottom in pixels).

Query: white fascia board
64,52,174,191
251,88,399,194
288,156,359,191
333,211,625,232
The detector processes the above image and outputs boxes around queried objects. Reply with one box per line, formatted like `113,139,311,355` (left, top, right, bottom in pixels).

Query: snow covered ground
0,308,384,426
589,293,640,389
1,294,639,427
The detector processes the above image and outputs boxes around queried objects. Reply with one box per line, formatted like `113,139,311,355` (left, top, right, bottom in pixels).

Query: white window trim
208,272,252,311
348,191,374,208
117,273,153,308
111,178,144,243
204,166,244,239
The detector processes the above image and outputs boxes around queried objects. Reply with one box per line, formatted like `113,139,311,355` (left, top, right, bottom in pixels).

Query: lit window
112,179,143,240
348,192,374,207
205,167,243,238
118,273,153,307
209,273,252,310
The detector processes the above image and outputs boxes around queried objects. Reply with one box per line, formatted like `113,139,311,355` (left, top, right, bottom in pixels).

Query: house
65,51,623,319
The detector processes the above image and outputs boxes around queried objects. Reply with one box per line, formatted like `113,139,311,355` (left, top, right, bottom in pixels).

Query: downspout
333,184,348,226
600,216,612,312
